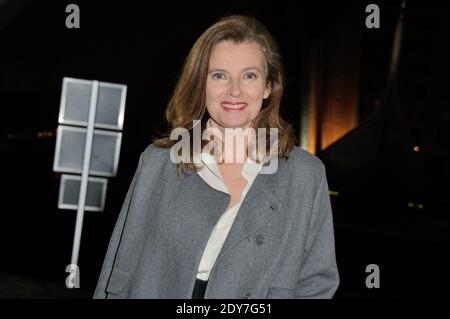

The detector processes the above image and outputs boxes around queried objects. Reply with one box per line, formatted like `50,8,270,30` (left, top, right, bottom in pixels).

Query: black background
0,0,448,298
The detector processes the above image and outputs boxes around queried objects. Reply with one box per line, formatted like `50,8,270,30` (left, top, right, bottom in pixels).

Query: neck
209,122,252,164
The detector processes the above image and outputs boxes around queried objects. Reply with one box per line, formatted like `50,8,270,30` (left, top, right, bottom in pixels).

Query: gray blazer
93,144,339,299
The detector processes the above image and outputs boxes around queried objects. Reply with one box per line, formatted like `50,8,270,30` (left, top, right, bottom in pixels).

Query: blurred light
408,202,424,210
329,190,339,196
36,131,54,138
413,145,420,152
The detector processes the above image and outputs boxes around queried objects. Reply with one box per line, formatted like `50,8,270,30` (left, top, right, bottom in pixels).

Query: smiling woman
93,15,339,299
152,14,295,176
206,41,271,132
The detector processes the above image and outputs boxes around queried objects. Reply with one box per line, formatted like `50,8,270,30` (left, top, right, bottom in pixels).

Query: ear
263,81,272,99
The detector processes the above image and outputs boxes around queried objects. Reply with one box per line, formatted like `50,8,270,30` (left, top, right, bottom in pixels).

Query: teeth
222,103,246,109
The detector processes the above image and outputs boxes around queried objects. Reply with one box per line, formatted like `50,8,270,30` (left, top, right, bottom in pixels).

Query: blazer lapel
213,163,282,265
169,171,231,257
142,171,231,298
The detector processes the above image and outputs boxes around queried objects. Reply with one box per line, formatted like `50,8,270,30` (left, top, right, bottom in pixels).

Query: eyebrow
208,67,263,74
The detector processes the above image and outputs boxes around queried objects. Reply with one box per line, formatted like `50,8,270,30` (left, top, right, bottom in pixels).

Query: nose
227,78,241,97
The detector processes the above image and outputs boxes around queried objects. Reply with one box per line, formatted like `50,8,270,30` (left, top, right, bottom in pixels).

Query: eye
212,72,227,80
244,72,257,79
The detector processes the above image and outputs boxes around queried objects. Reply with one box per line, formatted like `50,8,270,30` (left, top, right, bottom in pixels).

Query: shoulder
136,143,172,173
286,146,325,175
281,146,326,186
141,143,171,160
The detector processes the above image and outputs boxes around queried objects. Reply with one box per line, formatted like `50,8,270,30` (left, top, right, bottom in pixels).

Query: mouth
221,102,247,112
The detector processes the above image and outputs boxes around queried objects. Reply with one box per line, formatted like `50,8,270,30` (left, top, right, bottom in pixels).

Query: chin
219,119,250,129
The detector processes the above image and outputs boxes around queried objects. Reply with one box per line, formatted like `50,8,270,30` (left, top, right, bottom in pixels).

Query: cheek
205,84,223,115
206,82,226,100
246,86,266,104
250,104,262,117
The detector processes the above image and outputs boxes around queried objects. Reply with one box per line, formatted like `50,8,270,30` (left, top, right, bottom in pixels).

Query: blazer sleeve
92,152,144,299
294,163,340,298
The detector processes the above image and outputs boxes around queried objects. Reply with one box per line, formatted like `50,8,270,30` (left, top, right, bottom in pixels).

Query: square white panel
58,174,108,211
53,125,122,177
58,77,126,130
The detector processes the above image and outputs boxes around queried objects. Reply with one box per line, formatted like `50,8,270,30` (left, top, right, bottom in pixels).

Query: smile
221,102,247,112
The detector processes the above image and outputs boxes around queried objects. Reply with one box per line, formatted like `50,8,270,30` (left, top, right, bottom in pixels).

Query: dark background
0,0,448,298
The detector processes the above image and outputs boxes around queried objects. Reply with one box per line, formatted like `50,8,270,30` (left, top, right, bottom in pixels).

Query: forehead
209,41,266,70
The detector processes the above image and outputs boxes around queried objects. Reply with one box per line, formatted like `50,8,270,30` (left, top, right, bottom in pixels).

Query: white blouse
194,119,266,281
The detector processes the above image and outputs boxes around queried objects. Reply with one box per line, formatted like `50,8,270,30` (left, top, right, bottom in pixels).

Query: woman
94,15,339,299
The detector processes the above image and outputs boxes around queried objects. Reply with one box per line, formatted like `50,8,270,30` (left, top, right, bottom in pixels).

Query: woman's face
206,40,271,132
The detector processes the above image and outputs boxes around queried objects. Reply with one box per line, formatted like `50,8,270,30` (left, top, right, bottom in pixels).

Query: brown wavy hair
152,14,296,176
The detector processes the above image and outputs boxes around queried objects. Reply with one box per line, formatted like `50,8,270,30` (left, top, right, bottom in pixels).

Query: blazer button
243,292,251,299
265,200,274,210
254,234,264,245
